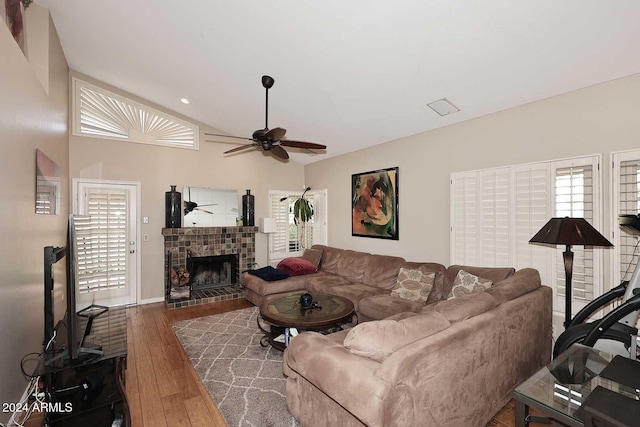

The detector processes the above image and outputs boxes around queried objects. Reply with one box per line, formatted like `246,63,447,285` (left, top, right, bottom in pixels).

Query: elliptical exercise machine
553,214,640,359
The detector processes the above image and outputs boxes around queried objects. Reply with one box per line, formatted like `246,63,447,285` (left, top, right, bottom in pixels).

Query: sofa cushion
314,245,342,274
242,271,309,296
247,266,290,281
328,284,389,311
305,273,354,294
402,262,447,304
421,292,497,324
391,268,435,302
447,269,493,299
344,311,451,362
276,257,318,276
336,250,371,282
359,294,425,321
361,254,406,289
442,265,515,300
301,248,323,268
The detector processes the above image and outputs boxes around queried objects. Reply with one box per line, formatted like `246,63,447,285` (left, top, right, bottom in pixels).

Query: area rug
172,307,300,427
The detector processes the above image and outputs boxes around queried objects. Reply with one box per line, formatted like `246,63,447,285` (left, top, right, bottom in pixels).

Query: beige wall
69,72,305,301
0,7,69,421
305,73,640,265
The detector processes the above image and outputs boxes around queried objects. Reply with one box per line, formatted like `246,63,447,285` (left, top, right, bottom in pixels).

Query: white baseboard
138,296,165,305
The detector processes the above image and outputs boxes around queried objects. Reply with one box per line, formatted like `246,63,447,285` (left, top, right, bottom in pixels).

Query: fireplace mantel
162,226,257,307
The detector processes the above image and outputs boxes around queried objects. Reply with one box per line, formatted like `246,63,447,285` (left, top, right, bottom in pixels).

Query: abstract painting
352,167,398,240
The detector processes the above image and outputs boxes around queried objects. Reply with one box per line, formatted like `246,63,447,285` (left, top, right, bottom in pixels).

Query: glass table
258,293,355,351
514,343,639,426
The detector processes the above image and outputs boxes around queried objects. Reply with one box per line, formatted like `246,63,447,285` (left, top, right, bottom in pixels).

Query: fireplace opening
187,252,238,290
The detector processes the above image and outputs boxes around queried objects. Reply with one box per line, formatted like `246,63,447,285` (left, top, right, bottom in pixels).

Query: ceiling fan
205,75,327,160
184,188,217,215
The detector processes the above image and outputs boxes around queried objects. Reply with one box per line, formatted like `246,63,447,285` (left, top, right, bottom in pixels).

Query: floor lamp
529,217,612,329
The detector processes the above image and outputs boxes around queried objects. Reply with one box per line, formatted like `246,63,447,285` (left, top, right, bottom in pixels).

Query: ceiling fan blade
279,140,327,150
224,143,259,154
271,145,289,160
266,127,286,142
205,132,254,142
194,208,214,214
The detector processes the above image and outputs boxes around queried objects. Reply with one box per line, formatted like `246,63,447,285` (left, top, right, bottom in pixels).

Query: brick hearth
161,226,257,308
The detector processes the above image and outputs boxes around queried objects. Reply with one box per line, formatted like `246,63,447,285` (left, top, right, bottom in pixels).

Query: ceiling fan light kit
205,75,326,160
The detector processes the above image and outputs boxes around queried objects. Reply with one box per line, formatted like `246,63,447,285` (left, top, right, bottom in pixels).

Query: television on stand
44,214,108,366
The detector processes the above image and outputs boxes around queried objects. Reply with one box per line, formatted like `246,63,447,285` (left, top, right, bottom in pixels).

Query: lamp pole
562,245,573,328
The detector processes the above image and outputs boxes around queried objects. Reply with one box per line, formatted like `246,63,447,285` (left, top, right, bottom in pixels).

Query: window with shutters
75,190,128,295
451,154,602,317
553,163,595,303
268,189,327,264
72,77,199,149
612,150,640,287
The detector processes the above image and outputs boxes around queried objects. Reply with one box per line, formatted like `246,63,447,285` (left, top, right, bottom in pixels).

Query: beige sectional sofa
241,245,553,427
242,245,445,320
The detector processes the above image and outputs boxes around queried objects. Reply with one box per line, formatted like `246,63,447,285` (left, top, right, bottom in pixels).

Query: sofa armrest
284,332,389,426
485,268,541,305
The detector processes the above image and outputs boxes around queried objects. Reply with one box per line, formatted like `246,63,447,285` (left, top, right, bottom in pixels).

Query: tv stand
41,307,129,426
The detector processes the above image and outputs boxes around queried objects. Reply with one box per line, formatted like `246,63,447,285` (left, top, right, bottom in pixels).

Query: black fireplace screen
187,252,238,290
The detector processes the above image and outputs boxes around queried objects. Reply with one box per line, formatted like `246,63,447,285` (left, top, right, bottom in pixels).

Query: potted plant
292,187,313,248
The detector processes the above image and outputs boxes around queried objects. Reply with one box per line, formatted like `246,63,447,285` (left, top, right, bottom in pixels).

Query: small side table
514,344,638,427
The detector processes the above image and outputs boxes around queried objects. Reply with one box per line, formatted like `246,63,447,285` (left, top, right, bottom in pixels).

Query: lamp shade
259,217,277,234
529,217,612,247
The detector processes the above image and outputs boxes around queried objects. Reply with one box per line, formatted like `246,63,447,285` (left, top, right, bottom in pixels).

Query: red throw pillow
276,257,318,276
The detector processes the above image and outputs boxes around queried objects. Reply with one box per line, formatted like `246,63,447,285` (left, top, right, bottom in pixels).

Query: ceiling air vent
427,98,459,116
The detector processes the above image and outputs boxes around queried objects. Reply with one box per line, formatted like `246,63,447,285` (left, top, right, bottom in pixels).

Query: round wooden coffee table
258,293,355,351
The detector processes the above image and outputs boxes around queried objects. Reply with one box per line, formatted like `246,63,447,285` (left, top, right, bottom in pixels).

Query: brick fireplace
161,226,257,308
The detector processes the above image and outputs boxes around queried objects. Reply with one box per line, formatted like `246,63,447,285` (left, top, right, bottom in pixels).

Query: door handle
130,249,135,254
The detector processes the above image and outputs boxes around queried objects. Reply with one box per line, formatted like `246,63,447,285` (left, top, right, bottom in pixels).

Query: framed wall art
351,167,398,240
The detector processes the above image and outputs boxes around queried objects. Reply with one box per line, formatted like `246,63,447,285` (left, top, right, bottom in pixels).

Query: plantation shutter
513,163,551,281
450,171,480,266
451,155,602,318
553,161,596,311
309,189,328,247
479,168,511,267
75,189,128,295
613,150,640,287
36,185,57,215
269,191,291,261
268,189,328,264
73,78,199,149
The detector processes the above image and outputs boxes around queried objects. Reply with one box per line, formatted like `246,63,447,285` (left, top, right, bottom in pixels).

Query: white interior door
74,180,139,307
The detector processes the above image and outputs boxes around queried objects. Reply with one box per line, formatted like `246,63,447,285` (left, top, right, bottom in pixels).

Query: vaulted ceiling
37,0,640,164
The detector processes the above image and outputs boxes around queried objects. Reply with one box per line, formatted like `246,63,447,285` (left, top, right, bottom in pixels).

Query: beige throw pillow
390,268,435,302
447,269,493,299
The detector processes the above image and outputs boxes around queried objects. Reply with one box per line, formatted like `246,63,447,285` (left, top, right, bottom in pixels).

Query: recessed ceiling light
427,98,459,116
180,98,190,105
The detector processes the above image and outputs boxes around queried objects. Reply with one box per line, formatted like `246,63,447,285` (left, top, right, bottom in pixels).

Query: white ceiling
37,0,640,164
